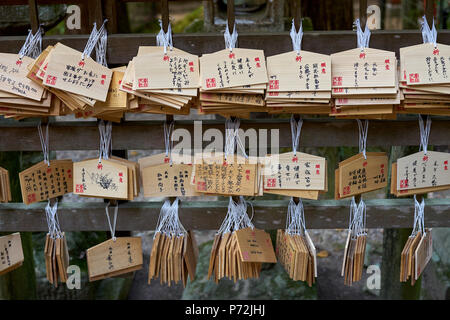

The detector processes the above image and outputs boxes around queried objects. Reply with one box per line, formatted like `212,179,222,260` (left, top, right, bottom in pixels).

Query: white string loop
154,198,186,238
224,118,248,160
356,119,368,159
98,120,112,162
105,202,118,242
164,121,174,165
156,20,173,54
353,18,371,50
290,115,303,155
95,27,108,67
18,27,43,59
81,20,108,61
45,200,61,239
286,197,306,236
418,115,431,155
224,23,238,52
348,196,366,237
289,19,303,55
38,121,50,166
412,195,425,236
420,15,437,47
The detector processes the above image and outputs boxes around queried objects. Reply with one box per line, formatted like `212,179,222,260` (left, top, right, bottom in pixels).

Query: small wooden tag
73,158,128,199
19,160,73,205
0,233,24,276
86,237,143,282
142,163,199,197
200,49,268,89
235,228,277,263
43,52,112,101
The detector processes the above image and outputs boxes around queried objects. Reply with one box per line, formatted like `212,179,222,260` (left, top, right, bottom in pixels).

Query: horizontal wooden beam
0,199,448,231
0,31,448,65
0,118,448,151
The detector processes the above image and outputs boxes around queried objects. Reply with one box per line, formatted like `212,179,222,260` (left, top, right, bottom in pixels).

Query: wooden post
28,0,39,33
227,0,235,34
359,0,368,28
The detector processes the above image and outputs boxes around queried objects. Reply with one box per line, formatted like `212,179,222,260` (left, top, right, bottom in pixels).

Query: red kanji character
46,75,57,85
229,53,235,59
16,59,22,66
138,78,148,88
316,164,320,168
97,163,103,170
359,52,366,59
292,156,298,163
269,80,279,90
119,172,123,177
321,62,326,67
400,179,408,189
189,61,194,66
75,184,84,193
164,157,170,163
385,65,390,70
322,68,326,74
444,160,448,165
27,193,36,203
206,78,216,88
163,55,169,61
119,178,123,183
101,74,106,79
296,55,302,62
119,80,122,85
445,166,448,170
433,48,439,55
256,63,261,68
255,57,260,62
423,156,428,161
78,60,85,67
316,169,320,174
269,92,279,96
363,161,368,167
101,80,105,85
332,76,342,86
47,168,52,173
190,67,194,72
343,186,350,195
197,181,206,191
409,73,420,83
384,59,390,64
266,178,276,187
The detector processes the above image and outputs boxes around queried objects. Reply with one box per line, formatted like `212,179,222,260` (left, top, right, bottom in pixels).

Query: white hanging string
45,200,61,239
156,20,173,54
356,119,368,159
38,121,50,166
353,18,371,50
218,196,254,235
286,197,306,236
412,195,425,236
18,27,43,59
290,115,303,155
224,118,248,160
95,27,108,67
224,23,238,52
420,15,437,47
290,19,303,55
348,196,366,237
105,202,118,242
418,115,431,155
81,20,108,61
164,121,174,165
154,198,186,238
98,120,112,162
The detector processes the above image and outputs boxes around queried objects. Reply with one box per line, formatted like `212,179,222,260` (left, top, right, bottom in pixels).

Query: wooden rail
0,199,448,231
0,118,449,151
1,30,450,65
